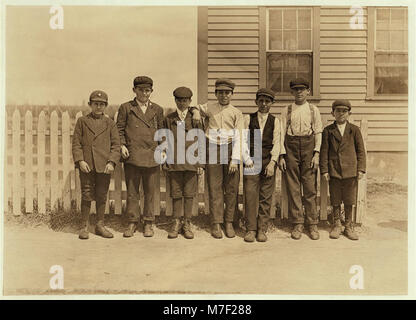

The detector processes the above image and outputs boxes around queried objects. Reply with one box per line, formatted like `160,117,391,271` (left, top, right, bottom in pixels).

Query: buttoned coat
72,113,121,173
320,121,366,179
116,99,164,168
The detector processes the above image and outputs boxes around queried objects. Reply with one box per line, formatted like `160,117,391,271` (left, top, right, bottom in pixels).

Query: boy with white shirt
320,100,366,240
242,88,281,242
278,78,323,240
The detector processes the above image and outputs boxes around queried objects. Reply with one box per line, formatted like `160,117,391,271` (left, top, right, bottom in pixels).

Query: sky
5,5,198,108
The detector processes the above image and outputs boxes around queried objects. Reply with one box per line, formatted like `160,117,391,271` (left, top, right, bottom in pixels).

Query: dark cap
215,78,235,91
256,88,275,100
133,76,153,88
173,86,193,99
290,78,310,89
89,90,108,103
332,99,351,111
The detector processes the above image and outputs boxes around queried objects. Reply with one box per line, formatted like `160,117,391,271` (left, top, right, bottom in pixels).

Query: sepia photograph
0,0,413,299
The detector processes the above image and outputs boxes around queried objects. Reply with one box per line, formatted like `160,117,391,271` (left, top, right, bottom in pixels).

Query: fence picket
12,110,21,216
62,111,71,210
37,112,46,214
74,111,82,211
24,111,33,213
5,113,11,213
50,111,59,211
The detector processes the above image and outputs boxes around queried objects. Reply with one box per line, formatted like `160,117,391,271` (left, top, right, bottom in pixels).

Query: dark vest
249,112,275,169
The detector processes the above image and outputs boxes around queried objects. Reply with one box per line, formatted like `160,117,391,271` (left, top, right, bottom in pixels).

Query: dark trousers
206,142,240,224
169,171,198,219
244,172,275,231
124,163,158,223
284,134,318,225
79,170,111,222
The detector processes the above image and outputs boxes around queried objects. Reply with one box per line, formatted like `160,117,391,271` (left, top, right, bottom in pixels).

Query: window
368,7,408,98
260,7,320,98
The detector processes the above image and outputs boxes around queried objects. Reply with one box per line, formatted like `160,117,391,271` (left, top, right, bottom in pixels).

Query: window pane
375,53,408,94
283,54,298,71
391,30,406,51
298,30,311,50
283,30,297,50
267,55,283,72
283,73,296,92
376,30,389,50
298,72,312,92
298,9,311,29
376,8,390,30
268,73,283,92
269,30,283,50
269,9,282,29
391,8,406,30
298,55,311,72
283,9,297,29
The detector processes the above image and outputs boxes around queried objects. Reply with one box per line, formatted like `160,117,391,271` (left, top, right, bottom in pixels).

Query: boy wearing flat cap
163,87,204,239
278,78,323,240
242,88,281,242
116,76,164,238
320,99,366,240
190,78,243,239
72,90,121,240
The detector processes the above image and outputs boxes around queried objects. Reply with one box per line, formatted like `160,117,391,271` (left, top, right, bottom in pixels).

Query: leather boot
95,221,114,238
143,221,154,237
168,219,181,239
79,219,89,240
329,219,343,239
308,224,320,240
183,219,194,239
123,223,136,238
224,222,235,238
211,223,223,239
291,223,304,240
244,230,256,243
256,219,268,242
344,222,359,240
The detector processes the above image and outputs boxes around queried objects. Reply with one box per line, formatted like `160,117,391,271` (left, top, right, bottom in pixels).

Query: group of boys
72,76,366,242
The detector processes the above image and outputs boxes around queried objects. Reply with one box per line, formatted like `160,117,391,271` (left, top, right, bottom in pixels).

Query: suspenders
286,103,315,135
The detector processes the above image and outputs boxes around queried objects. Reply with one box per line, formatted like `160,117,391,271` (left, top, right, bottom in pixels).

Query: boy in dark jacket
320,99,366,240
163,87,204,239
72,90,121,239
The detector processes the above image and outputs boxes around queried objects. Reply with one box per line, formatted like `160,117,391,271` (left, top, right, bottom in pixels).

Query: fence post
355,119,368,224
74,111,82,211
37,111,46,214
62,111,71,211
12,110,21,216
24,111,33,213
50,111,59,211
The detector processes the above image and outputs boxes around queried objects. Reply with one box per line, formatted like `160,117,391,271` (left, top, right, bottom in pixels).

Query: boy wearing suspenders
278,78,323,240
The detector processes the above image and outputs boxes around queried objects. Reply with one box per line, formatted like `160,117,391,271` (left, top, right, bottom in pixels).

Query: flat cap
133,76,153,88
256,88,275,100
332,99,351,110
290,78,310,89
89,90,108,103
215,78,235,91
173,86,193,98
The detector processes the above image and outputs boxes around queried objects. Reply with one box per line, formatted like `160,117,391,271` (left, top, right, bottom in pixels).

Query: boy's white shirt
176,108,188,121
337,122,347,137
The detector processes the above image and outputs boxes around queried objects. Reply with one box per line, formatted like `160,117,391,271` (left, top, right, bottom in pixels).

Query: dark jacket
72,113,121,173
116,98,164,168
163,109,204,172
320,121,366,179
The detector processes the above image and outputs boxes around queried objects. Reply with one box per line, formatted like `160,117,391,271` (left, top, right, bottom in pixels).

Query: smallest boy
163,87,204,239
320,99,366,240
72,90,121,240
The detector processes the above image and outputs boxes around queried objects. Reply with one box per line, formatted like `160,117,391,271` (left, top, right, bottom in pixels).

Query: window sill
274,96,321,102
366,95,408,101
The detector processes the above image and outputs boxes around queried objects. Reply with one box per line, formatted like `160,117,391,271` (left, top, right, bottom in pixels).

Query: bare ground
3,182,408,296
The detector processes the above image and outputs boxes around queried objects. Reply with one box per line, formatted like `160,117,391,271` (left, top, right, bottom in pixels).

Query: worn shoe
211,223,223,239
168,219,181,239
143,222,154,237
224,222,236,238
244,230,256,243
344,224,359,240
123,223,136,238
291,224,304,240
256,229,268,242
329,219,343,239
79,228,89,240
96,221,114,238
183,219,194,239
308,224,320,240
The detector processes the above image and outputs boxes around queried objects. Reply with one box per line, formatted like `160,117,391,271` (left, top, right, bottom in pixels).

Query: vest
249,112,275,169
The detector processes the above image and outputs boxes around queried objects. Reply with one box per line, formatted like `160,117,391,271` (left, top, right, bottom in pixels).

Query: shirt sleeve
270,117,281,162
279,107,288,155
312,105,323,152
241,115,251,163
231,110,244,164
195,103,208,118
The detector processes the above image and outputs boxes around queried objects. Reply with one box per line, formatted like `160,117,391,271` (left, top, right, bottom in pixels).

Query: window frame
259,6,320,101
366,6,408,101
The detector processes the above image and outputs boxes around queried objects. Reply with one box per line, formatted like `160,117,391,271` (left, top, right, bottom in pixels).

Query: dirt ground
3,182,408,296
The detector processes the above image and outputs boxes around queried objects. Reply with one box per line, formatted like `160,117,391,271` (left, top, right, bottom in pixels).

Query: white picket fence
4,109,368,223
